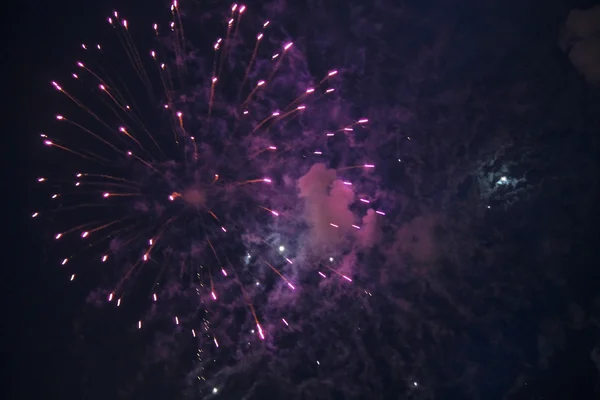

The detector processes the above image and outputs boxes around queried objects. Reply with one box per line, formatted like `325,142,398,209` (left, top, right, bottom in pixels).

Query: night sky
8,0,600,399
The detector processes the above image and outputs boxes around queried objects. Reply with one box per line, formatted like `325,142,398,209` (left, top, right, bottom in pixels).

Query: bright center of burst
181,188,206,206
278,245,285,252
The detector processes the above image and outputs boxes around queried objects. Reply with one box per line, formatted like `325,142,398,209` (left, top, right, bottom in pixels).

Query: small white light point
316,361,320,365
279,245,285,252
138,320,142,329
413,381,418,387
282,318,289,326
212,388,218,394
329,257,333,262
70,274,76,281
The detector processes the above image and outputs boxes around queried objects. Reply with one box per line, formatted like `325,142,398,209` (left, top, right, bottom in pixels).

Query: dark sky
7,0,600,399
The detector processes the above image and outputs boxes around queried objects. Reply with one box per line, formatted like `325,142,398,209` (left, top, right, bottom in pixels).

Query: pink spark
221,226,227,232
360,199,370,203
342,275,353,282
297,105,306,110
314,151,322,155
192,329,196,337
103,192,110,198
138,320,142,329
143,253,148,261
282,318,289,326
257,323,265,340
285,257,293,264
344,127,353,131
117,298,121,307
364,164,375,168
306,88,315,93
70,274,76,281
153,293,157,302
263,21,270,28
376,210,386,215
329,223,339,228
268,146,277,150
61,258,68,265
283,42,293,51
81,231,89,238
211,291,217,300
325,88,335,93
214,337,219,347
263,178,272,183
175,316,179,325
352,224,361,230
271,211,279,216
287,282,295,290
318,271,327,278
343,181,352,185
221,268,228,276
55,233,62,240
358,118,369,123
108,293,114,302
328,70,338,76
102,255,108,262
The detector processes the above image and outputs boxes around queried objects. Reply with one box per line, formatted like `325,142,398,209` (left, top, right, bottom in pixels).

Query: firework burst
33,1,385,395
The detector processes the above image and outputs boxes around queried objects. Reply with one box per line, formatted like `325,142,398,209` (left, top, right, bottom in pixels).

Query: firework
34,1,384,394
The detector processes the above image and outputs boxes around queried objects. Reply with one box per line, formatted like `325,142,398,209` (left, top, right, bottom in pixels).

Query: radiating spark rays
38,5,384,383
